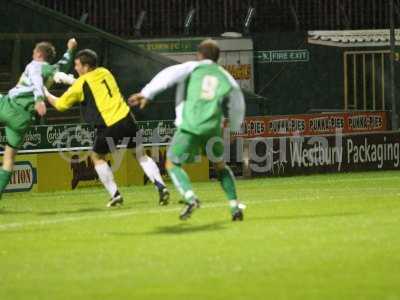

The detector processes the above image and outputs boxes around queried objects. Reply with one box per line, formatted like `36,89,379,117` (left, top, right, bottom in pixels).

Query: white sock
137,155,166,187
94,163,118,197
229,200,239,207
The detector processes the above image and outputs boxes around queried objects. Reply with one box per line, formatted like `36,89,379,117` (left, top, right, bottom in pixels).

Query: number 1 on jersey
101,79,113,97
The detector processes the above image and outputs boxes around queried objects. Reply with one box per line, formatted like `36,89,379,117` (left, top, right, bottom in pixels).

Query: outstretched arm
44,79,84,112
43,88,59,108
53,38,78,73
42,38,77,87
141,61,199,99
128,61,200,107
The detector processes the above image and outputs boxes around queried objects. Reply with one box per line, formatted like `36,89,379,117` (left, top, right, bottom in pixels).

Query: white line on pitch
0,198,279,231
1,191,396,232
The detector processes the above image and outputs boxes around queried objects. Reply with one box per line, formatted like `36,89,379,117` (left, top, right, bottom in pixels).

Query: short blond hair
35,42,56,62
198,39,220,62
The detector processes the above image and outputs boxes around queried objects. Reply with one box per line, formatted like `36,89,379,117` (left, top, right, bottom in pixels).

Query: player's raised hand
35,101,47,117
128,93,148,109
67,38,78,50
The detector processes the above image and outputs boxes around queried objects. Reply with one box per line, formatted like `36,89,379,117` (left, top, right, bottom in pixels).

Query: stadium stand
31,0,399,38
1,0,266,124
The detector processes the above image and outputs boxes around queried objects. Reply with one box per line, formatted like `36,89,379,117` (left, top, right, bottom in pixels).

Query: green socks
217,166,239,213
167,165,197,204
0,168,12,199
168,164,238,212
217,165,237,200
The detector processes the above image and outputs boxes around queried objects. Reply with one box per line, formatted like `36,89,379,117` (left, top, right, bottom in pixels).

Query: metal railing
344,50,390,111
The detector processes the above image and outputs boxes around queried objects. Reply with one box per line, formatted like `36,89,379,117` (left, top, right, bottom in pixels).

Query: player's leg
0,130,28,199
166,130,200,220
0,145,17,199
166,159,200,220
0,96,32,199
207,134,244,221
124,114,169,205
214,161,244,221
92,151,123,207
134,145,169,205
92,127,123,207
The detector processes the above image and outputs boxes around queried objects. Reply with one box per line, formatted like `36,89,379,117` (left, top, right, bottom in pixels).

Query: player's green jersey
141,59,245,135
180,63,233,135
8,49,75,105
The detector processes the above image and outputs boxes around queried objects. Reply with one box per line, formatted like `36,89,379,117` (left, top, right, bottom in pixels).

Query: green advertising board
134,39,201,53
0,120,176,153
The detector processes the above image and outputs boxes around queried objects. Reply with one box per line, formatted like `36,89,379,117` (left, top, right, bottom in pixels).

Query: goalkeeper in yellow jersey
45,49,169,207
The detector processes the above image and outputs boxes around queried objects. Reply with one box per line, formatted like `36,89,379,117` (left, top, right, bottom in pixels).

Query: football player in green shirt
0,38,77,199
129,39,246,221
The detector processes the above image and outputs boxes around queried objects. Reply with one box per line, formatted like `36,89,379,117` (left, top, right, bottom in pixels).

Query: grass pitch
0,171,400,300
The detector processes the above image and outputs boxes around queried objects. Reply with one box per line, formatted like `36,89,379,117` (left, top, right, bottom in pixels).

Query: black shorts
93,113,139,154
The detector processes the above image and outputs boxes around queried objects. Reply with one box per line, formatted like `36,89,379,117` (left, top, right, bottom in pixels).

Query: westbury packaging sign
247,131,400,177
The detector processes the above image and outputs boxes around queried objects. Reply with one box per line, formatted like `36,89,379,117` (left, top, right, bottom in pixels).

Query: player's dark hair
75,49,98,69
198,39,220,62
35,42,56,62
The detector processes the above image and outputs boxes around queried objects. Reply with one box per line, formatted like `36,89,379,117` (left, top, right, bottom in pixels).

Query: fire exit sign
255,49,310,63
